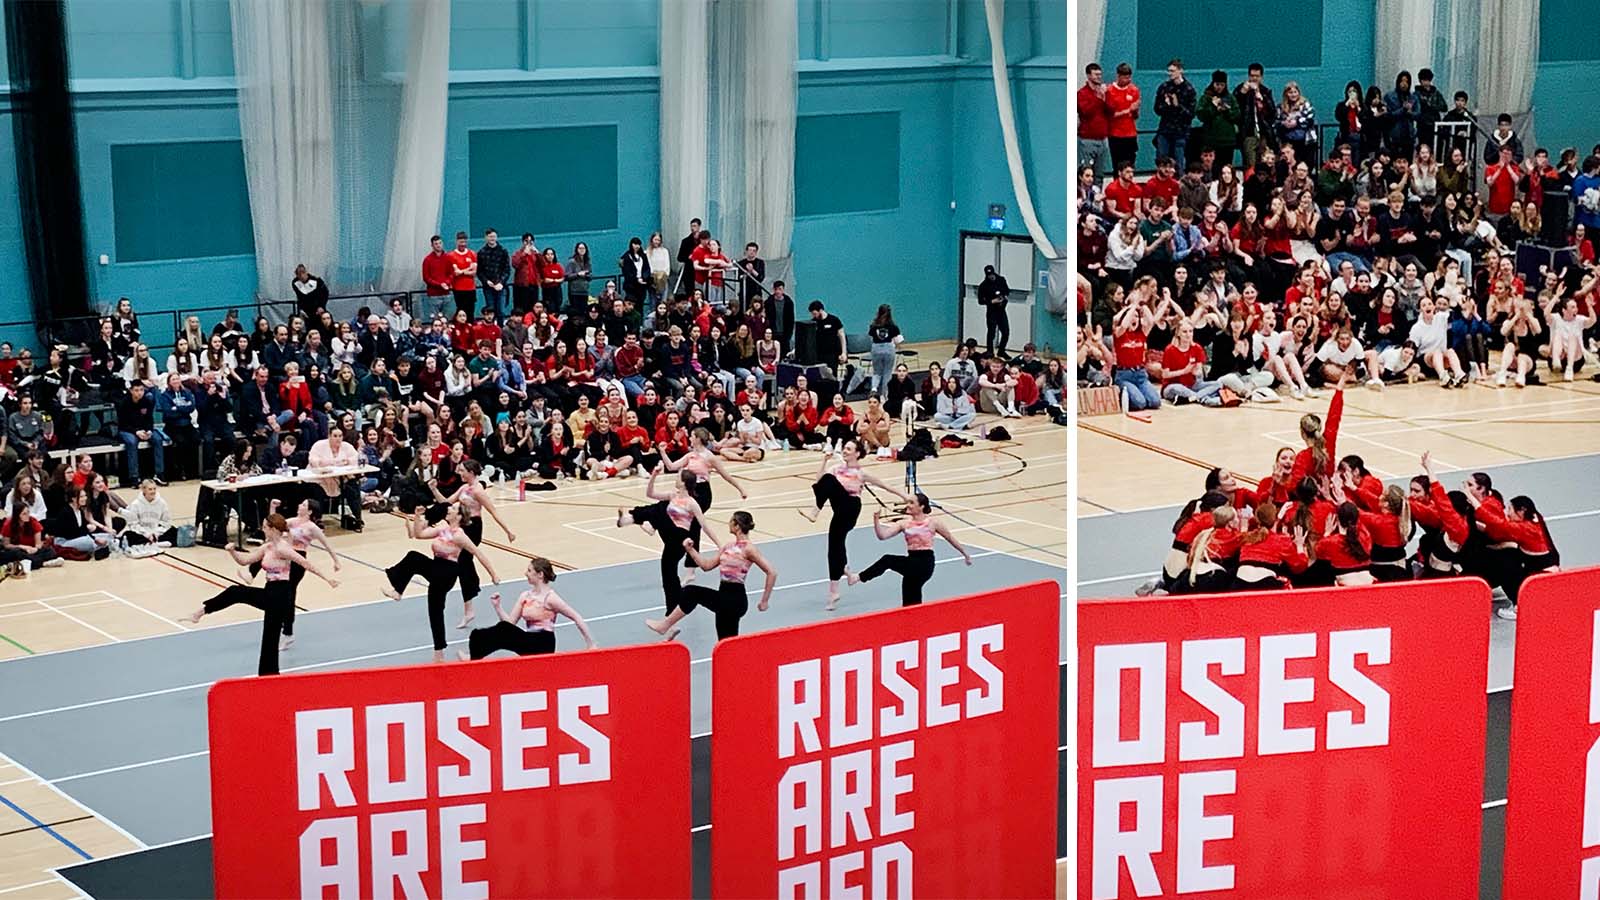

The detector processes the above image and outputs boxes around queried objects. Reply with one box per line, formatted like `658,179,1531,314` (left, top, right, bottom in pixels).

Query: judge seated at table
307,424,363,532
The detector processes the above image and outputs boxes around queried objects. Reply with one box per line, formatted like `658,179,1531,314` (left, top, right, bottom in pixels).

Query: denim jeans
1154,132,1187,170
934,411,976,430
621,374,647,401
482,284,508,319
1114,367,1162,411
870,343,896,397
119,430,167,481
1162,379,1224,405
1079,137,1111,179
1324,252,1370,275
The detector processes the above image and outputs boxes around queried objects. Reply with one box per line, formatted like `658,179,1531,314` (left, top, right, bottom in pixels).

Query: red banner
1078,580,1488,899
1502,566,1600,899
208,643,692,899
710,580,1060,899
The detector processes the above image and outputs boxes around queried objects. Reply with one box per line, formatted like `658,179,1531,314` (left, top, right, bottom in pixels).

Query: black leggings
859,549,936,606
468,620,556,659
685,480,712,568
250,559,307,636
631,501,690,612
459,517,484,604
203,580,293,675
386,551,460,651
813,474,862,581
677,580,750,639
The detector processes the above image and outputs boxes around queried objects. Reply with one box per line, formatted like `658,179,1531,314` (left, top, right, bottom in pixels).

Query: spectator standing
866,304,903,399
1414,68,1448,151
292,264,329,320
449,231,479,318
566,242,593,314
478,229,511,320
1384,71,1419,160
765,281,796,358
736,242,765,313
421,235,454,318
539,248,566,312
1153,58,1197,171
1105,63,1142,171
511,233,542,314
1485,113,1525,165
977,265,1013,356
1078,63,1112,178
807,301,848,378
620,236,653,306
1196,70,1239,173
1277,81,1318,163
1234,64,1277,168
1485,147,1523,218
646,232,671,302
674,219,703,297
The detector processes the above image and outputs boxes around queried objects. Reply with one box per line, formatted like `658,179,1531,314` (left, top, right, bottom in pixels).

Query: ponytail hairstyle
1509,495,1559,563
1172,490,1231,534
1187,506,1237,586
1469,472,1493,496
911,491,931,514
529,556,557,583
302,498,323,523
1339,454,1368,481
1290,476,1319,537
731,510,755,534
1241,501,1277,545
1381,484,1412,541
1300,412,1327,473
461,458,483,476
1337,501,1369,562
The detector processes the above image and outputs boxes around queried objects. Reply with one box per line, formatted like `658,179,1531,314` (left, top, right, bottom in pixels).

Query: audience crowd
0,222,1064,576
1077,59,1600,412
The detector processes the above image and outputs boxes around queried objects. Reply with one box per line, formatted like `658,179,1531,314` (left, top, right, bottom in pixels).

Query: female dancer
461,558,598,659
250,498,341,650
381,504,500,662
1301,501,1373,587
798,438,910,609
1470,491,1559,621
182,513,339,675
1288,379,1344,488
646,511,776,641
1177,506,1240,594
663,426,748,571
438,458,517,629
1347,480,1411,582
846,493,973,606
617,465,721,612
1135,490,1230,596
1411,452,1471,578
1249,447,1296,510
1233,502,1310,590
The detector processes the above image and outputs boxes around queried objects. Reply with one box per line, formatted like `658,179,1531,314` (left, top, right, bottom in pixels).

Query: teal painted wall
1094,0,1375,172
0,0,1065,357
1533,0,1600,157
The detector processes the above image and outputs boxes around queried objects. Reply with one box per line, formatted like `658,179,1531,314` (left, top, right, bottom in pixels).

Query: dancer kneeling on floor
182,513,339,676
382,503,500,662
646,511,775,641
1468,489,1559,621
1172,506,1240,594
1232,502,1310,590
462,557,597,659
847,493,974,606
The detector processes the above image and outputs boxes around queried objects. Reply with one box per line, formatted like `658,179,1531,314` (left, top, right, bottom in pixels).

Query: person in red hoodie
1233,502,1310,590
1078,63,1112,179
818,392,856,453
1137,490,1232,595
1251,447,1296,510
783,390,821,450
1470,488,1558,621
421,235,454,318
1410,452,1470,579
1304,501,1373,587
1337,455,1384,512
1340,476,1411,581
1176,506,1240,594
1289,380,1344,488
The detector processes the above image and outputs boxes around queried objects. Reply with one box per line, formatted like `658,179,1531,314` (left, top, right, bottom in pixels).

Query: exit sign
988,202,1006,231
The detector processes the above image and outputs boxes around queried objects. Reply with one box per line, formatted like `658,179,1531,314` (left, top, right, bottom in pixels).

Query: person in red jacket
1410,453,1470,578
1079,63,1112,178
1303,501,1373,587
1177,506,1239,594
1137,490,1231,595
1234,502,1310,590
1289,381,1344,489
421,235,454,317
1105,62,1142,171
1337,454,1384,512
1471,489,1558,620
783,391,820,450
1251,447,1296,510
818,393,856,453
1345,480,1411,581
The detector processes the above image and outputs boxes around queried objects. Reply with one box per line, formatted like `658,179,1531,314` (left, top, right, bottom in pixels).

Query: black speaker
792,320,820,365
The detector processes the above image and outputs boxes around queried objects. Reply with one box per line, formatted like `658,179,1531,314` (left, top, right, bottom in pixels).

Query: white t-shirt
1251,330,1287,363
1377,346,1410,373
1315,337,1364,365
1409,315,1448,354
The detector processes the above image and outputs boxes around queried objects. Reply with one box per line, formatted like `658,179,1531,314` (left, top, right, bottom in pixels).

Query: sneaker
1495,372,1508,387
1366,378,1384,389
1134,578,1160,597
1565,367,1576,382
156,541,172,549
1495,606,1518,621
42,558,64,568
1291,389,1305,401
153,476,169,487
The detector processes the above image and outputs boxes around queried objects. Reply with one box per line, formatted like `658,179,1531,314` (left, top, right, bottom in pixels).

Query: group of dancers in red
185,430,973,675
1140,382,1558,619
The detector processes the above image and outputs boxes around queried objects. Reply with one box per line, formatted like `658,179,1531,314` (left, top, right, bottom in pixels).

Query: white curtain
377,0,451,292
1477,0,1540,144
230,0,337,298
660,0,710,293
983,0,1061,259
1375,0,1436,85
1078,0,1105,66
711,0,797,291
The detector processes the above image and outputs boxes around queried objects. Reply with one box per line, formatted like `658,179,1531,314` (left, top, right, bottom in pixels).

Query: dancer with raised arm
798,438,909,609
381,503,500,662
617,464,721,612
846,493,973,606
646,511,776,641
182,513,339,675
248,498,340,650
462,557,598,659
663,426,749,575
439,458,516,628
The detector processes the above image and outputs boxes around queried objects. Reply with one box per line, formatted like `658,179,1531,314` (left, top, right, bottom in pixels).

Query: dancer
1288,378,1344,489
663,427,748,574
461,557,598,659
182,513,339,675
1469,490,1559,620
617,464,721,612
1135,490,1230,596
646,511,775,640
1300,501,1373,587
1233,502,1310,590
249,498,340,649
846,493,973,606
1410,452,1471,578
798,438,910,609
1177,506,1240,594
438,458,517,628
381,504,500,662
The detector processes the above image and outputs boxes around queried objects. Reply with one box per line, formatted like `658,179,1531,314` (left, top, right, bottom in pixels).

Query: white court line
98,590,187,634
1483,798,1508,810
36,601,120,643
1546,508,1600,522
0,599,115,621
0,880,58,896
0,753,147,850
1079,570,1157,587
54,751,211,784
565,521,661,555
